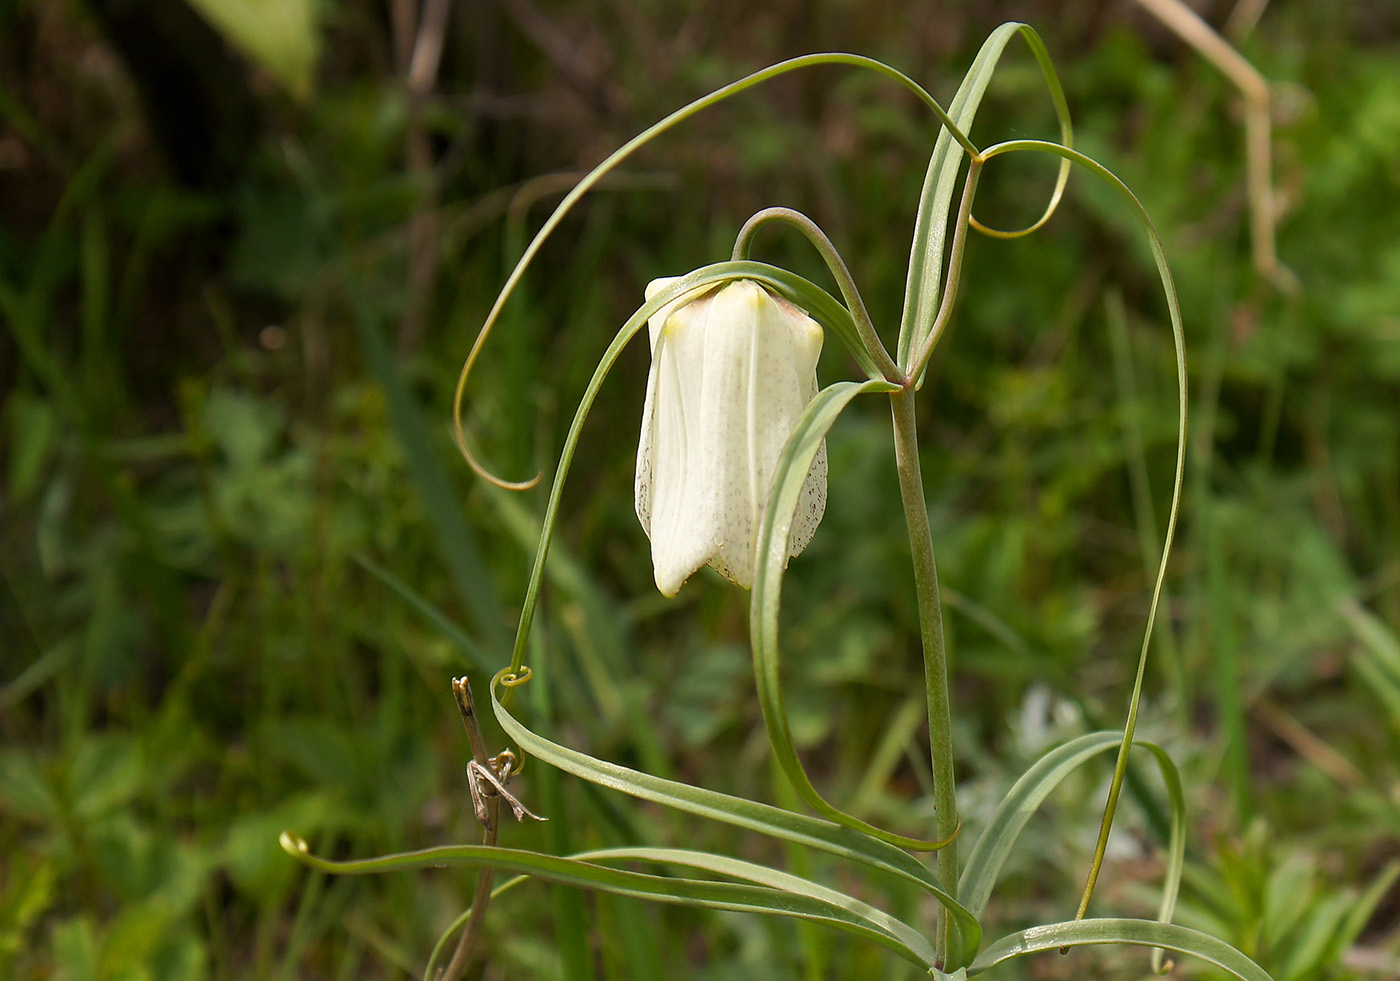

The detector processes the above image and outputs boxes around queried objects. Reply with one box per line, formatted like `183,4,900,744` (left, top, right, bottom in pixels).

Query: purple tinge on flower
635,278,827,596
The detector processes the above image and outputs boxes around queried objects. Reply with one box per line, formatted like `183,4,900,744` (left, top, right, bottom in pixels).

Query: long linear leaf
575,847,937,967
443,846,941,970
961,733,1165,915
958,732,1185,972
455,53,973,482
969,917,1274,981
352,553,494,674
751,378,961,854
896,22,1072,366
486,668,981,952
280,833,936,968
977,139,1187,921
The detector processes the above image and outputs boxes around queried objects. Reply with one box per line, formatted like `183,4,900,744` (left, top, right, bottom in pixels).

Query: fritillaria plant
281,22,1276,981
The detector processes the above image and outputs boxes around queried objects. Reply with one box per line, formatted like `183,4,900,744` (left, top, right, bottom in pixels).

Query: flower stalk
889,383,959,965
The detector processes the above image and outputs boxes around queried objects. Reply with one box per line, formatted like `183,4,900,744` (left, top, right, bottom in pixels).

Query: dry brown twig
1132,0,1299,294
392,0,453,352
439,676,546,981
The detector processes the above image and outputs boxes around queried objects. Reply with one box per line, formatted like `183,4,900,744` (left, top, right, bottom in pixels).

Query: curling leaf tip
279,831,309,855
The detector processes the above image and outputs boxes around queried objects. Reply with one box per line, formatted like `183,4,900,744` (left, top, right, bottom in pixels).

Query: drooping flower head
635,278,827,596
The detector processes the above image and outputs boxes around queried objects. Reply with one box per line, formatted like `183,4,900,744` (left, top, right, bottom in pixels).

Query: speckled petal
635,279,826,596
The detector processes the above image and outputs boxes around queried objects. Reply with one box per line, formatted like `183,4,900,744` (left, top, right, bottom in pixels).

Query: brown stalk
439,677,500,981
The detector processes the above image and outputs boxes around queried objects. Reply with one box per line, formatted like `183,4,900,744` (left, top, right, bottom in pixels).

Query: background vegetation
2,0,1398,978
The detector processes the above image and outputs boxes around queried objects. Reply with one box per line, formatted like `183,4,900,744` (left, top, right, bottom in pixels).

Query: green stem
889,385,958,966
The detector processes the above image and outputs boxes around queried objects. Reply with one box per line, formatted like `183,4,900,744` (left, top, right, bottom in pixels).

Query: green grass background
2,0,1398,977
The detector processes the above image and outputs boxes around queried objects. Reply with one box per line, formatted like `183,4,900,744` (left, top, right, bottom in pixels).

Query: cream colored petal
634,279,827,596
766,293,826,559
636,277,714,540
644,277,706,351
634,342,659,538
642,287,723,595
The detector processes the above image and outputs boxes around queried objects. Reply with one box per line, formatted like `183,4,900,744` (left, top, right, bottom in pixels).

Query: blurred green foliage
1,0,1398,978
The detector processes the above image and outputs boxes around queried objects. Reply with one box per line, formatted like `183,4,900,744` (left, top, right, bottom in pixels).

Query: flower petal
635,279,826,596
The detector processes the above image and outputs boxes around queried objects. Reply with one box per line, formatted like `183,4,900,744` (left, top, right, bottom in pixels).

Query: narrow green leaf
575,846,937,967
752,378,962,855
897,23,1072,366
1334,861,1400,960
958,732,1185,972
1340,598,1400,686
352,553,494,674
969,917,1274,981
484,669,981,952
960,733,1181,915
977,138,1187,922
1277,893,1354,981
280,834,936,968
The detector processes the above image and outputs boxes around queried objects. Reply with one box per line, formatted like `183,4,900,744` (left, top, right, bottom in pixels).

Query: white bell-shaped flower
635,278,827,596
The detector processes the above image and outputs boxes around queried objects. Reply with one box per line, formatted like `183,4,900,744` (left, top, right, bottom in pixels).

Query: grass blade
352,553,494,674
341,272,508,656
